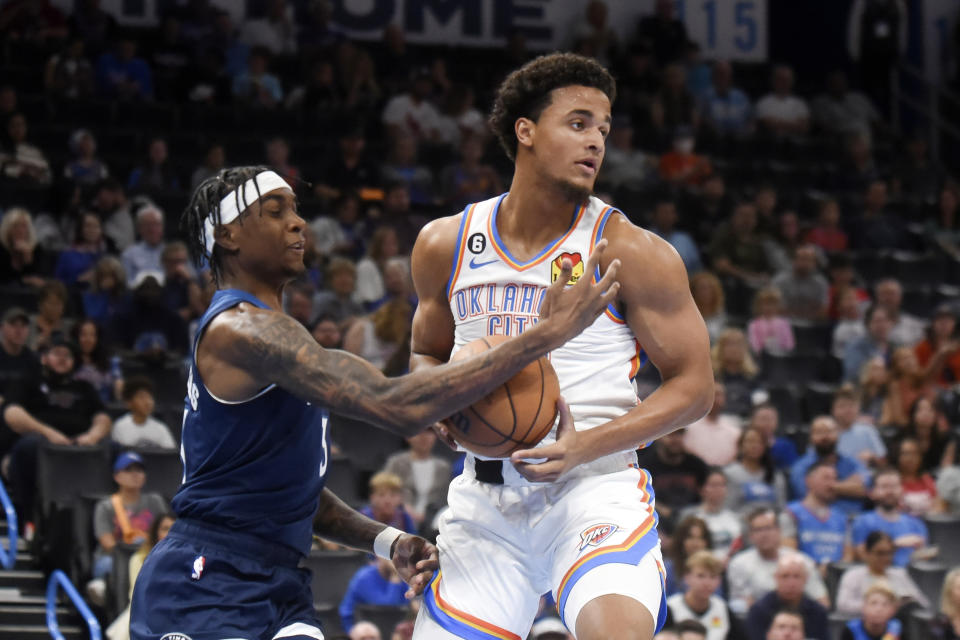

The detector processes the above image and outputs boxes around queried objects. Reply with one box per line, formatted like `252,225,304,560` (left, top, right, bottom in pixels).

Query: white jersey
446,193,644,457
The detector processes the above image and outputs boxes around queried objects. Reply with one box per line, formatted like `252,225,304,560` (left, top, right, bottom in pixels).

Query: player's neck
221,270,284,310
500,167,586,249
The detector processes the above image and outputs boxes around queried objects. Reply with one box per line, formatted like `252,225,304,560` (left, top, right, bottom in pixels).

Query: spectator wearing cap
87,451,168,605
122,205,165,287
914,304,960,387
745,553,829,640
381,67,443,143
2,334,111,520
110,270,189,356
64,129,109,186
112,376,175,450
530,617,573,640
0,306,40,399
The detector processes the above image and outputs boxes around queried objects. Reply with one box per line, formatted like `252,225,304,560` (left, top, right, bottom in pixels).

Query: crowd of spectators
1,0,960,638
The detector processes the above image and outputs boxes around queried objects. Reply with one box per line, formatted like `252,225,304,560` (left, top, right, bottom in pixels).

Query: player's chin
556,176,594,203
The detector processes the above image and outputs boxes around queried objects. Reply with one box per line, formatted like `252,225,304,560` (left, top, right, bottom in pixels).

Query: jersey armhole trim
445,203,477,300
590,207,626,323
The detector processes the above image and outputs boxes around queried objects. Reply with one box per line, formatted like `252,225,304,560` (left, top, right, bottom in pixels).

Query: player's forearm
312,488,387,551
579,371,713,462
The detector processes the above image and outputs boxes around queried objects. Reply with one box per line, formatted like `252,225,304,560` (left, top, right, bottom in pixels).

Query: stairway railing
0,477,17,570
46,569,102,640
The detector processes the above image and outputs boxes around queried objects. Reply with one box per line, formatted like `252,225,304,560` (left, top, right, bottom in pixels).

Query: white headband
204,170,292,253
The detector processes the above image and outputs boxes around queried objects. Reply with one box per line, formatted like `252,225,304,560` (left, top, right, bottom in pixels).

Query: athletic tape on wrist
374,526,403,560
203,170,291,252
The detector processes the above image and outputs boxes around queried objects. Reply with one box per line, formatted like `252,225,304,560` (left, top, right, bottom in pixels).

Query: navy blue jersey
171,289,330,555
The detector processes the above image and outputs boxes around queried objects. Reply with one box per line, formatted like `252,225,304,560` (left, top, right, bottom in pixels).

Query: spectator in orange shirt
659,126,712,186
914,304,960,387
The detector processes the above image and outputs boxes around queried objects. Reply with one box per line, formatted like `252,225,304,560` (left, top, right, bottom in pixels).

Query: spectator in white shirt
755,66,810,138
111,376,176,450
239,0,296,56
683,382,741,466
874,278,925,347
121,204,164,286
382,68,443,143
681,469,743,560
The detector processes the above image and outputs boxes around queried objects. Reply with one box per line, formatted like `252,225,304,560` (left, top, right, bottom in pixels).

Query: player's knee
575,594,655,640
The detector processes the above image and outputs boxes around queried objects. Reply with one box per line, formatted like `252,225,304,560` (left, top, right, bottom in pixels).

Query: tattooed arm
199,225,619,436
313,489,437,597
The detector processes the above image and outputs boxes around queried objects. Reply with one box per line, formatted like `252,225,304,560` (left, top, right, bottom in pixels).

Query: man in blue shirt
790,416,869,516
851,468,929,567
832,386,886,467
650,198,702,274
843,305,894,382
782,461,851,565
700,60,753,138
339,557,410,630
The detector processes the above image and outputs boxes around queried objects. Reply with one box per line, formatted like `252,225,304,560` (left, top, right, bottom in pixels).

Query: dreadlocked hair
181,165,270,285
489,53,616,161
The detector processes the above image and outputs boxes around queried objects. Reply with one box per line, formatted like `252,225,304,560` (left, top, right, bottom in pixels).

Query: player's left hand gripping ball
511,398,584,483
391,534,439,599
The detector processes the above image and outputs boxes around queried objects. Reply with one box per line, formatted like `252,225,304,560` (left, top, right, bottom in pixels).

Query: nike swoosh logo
469,257,498,269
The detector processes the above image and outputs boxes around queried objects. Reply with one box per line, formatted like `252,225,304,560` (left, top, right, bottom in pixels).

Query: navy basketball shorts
130,519,324,640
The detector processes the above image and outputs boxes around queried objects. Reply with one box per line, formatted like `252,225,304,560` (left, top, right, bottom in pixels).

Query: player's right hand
391,533,439,599
538,239,620,346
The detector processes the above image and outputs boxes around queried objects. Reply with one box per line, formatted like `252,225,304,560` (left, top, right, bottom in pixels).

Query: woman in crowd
55,211,110,287
105,513,176,640
858,356,900,427
0,207,52,287
0,112,51,184
902,397,956,472
354,225,400,308
914,305,960,388
664,515,714,598
895,436,942,516
690,271,727,343
835,530,928,617
28,280,73,350
711,328,759,417
724,426,787,515
81,256,129,327
931,568,960,640
342,298,411,375
889,346,939,426
72,318,121,404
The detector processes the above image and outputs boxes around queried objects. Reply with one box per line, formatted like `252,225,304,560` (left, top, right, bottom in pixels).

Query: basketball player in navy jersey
409,54,714,639
128,166,618,640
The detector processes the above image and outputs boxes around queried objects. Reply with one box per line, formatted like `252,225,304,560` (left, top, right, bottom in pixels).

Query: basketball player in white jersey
409,53,714,639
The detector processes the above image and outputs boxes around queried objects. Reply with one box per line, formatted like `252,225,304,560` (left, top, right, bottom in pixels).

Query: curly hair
489,53,616,161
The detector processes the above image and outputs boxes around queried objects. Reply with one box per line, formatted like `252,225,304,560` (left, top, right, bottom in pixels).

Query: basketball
445,335,561,458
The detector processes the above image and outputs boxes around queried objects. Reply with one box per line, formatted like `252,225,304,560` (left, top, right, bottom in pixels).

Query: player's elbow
688,374,715,422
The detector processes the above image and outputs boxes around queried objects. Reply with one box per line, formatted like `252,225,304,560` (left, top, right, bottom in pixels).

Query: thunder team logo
578,523,618,551
551,252,584,284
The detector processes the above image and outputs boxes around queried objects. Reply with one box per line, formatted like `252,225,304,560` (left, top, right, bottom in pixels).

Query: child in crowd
111,375,176,449
748,287,795,356
840,584,902,640
666,551,743,640
359,471,417,534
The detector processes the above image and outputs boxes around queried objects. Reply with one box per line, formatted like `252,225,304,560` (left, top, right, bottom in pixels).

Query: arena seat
802,382,838,423
36,443,113,518
828,612,854,640
760,353,821,387
907,561,947,611
109,542,139,617
924,513,960,567
824,561,855,607
907,608,937,640
329,415,406,473
885,252,943,288
324,456,363,508
791,321,833,354
301,550,370,609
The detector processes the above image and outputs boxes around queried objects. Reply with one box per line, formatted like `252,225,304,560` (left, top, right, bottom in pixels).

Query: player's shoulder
592,198,676,259
203,301,290,352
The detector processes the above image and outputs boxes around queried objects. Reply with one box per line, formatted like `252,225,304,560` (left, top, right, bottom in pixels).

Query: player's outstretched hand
538,239,620,346
391,533,439,599
510,398,582,483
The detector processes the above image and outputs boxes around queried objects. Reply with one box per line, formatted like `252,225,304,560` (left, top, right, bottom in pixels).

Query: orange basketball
445,335,560,458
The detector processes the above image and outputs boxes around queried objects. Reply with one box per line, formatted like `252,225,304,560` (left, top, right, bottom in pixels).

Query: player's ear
214,224,240,252
515,117,535,151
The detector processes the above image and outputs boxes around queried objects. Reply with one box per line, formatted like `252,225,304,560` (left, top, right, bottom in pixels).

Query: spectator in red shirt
914,304,960,387
805,199,848,253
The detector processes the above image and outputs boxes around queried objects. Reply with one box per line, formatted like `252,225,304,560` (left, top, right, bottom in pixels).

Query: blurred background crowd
2,0,960,639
